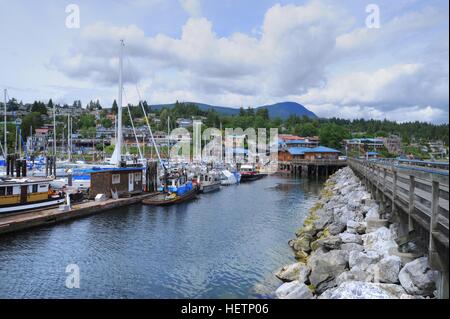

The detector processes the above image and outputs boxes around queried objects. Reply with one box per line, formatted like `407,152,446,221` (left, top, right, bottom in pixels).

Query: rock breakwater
275,167,438,299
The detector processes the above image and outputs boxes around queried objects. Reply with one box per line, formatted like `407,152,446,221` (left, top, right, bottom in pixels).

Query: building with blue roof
279,145,341,162
343,137,385,155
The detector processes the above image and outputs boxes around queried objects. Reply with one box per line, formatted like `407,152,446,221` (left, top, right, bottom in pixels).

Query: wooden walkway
0,193,157,236
349,158,449,298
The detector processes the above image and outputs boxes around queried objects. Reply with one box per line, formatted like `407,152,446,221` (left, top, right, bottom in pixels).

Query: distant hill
258,102,318,120
150,101,317,120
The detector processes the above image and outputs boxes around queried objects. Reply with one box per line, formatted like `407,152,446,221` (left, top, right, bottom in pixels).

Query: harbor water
0,175,323,298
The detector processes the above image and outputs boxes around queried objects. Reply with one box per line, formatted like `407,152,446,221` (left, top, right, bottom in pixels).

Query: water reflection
0,175,324,298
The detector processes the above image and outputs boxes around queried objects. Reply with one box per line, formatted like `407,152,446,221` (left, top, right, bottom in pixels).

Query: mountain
258,102,318,120
150,102,239,116
150,101,317,120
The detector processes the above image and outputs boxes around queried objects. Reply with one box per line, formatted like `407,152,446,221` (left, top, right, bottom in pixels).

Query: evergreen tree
112,100,118,115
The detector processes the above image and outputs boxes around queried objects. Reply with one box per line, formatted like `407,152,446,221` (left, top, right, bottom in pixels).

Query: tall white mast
68,114,71,162
167,116,170,160
3,89,7,159
116,39,125,167
53,102,56,157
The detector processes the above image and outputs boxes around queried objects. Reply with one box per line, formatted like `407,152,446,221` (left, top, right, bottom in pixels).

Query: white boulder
275,281,314,299
349,250,382,271
398,257,438,296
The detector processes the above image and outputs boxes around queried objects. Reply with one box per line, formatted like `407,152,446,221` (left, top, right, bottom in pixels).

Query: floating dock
0,193,157,236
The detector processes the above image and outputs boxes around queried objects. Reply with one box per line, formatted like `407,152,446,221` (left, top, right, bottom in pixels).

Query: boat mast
18,127,22,158
167,116,170,162
30,125,33,155
68,114,71,162
3,89,7,159
53,102,56,158
116,39,124,167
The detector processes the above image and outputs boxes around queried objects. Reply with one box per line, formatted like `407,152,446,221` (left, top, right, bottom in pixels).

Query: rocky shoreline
274,167,438,299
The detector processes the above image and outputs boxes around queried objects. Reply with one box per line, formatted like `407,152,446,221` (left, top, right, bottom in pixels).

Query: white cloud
131,0,165,8
336,6,445,56
179,0,202,17
300,63,449,111
50,1,449,123
307,104,448,124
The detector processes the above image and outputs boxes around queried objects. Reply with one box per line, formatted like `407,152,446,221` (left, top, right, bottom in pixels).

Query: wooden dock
349,158,449,298
279,159,347,177
0,193,157,236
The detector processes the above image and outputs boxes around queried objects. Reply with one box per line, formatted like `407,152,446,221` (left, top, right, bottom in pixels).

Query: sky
0,0,448,123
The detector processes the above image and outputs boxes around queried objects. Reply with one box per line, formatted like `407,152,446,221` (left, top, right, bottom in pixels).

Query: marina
0,175,324,298
0,0,448,302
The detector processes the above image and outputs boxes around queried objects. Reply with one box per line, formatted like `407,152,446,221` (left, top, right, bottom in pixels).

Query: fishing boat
198,171,221,193
142,188,197,206
142,171,197,206
239,164,266,182
0,176,65,214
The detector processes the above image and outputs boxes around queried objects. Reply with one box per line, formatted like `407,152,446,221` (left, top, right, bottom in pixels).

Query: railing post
408,175,415,232
429,180,439,254
429,179,448,299
391,170,397,215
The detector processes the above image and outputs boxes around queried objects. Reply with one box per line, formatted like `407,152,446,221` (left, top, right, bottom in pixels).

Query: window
32,184,38,193
112,174,120,184
0,187,5,196
134,173,141,182
6,186,13,196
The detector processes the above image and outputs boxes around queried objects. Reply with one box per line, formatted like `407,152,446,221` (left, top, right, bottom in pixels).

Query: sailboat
0,89,7,176
49,40,145,190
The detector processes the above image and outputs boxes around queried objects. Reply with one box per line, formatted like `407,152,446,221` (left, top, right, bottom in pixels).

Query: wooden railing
349,158,449,249
372,158,449,171
289,159,348,165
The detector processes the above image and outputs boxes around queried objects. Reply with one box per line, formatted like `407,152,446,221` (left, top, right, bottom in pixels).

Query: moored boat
220,169,239,185
239,164,266,182
142,188,197,206
143,170,197,206
198,171,221,193
0,176,65,214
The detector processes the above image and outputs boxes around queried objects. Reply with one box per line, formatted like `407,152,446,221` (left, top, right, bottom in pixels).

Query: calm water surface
0,175,323,298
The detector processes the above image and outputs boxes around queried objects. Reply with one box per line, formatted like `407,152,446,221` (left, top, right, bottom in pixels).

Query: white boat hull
0,198,66,214
200,183,221,193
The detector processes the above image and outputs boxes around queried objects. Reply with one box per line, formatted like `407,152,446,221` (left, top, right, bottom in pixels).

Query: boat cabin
0,177,64,214
89,167,144,199
239,164,256,172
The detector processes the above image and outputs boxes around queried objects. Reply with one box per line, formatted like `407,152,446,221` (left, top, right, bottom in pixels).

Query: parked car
338,156,348,161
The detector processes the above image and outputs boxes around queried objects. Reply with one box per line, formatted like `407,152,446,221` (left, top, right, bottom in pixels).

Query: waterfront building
343,137,385,155
278,134,320,151
176,118,193,128
278,146,340,162
428,140,448,159
366,151,379,159
88,167,144,199
382,135,402,155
